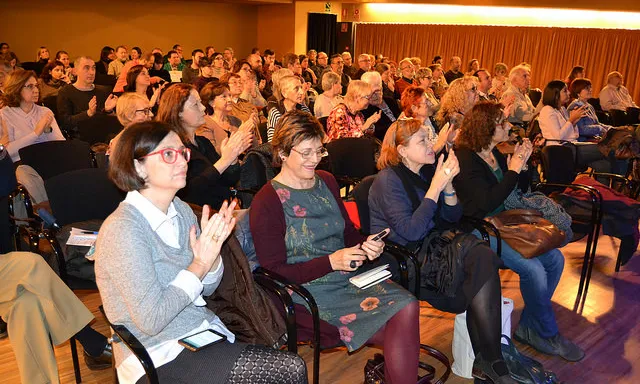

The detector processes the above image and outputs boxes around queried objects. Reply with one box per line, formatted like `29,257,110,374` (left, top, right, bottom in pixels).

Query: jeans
475,232,564,338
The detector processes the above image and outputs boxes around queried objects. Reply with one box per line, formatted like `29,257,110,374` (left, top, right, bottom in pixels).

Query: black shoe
0,319,7,339
83,342,113,371
514,324,585,362
472,354,517,384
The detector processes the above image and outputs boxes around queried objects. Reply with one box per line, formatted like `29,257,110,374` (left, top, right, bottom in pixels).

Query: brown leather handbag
485,209,566,259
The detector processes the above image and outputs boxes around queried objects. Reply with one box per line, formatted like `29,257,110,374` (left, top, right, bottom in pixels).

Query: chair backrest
45,168,124,226
317,116,329,133
18,140,93,181
587,98,602,111
528,88,542,107
41,95,59,122
0,152,17,198
325,137,379,180
541,145,577,184
94,73,117,87
76,115,124,146
98,306,158,384
352,175,376,235
526,117,542,142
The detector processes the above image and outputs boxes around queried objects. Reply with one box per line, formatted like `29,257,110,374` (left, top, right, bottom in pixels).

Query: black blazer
452,147,530,219
362,97,401,141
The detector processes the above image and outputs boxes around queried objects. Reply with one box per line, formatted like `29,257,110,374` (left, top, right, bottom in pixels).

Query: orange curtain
355,23,640,102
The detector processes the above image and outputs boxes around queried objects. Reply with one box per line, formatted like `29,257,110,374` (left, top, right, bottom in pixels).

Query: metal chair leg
70,336,82,383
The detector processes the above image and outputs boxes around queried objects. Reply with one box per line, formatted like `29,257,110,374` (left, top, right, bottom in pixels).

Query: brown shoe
83,343,113,370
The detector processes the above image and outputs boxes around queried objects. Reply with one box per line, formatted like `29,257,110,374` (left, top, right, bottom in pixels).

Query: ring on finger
212,235,220,242
517,154,523,159
444,168,452,175
350,260,357,268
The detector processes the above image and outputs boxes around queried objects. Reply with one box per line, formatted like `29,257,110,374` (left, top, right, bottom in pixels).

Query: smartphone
178,329,227,352
371,228,390,242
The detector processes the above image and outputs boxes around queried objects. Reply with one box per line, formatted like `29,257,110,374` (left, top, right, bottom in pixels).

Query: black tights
466,272,508,375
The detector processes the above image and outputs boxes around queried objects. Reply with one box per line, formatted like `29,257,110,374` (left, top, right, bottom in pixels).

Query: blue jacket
369,166,463,246
567,99,611,140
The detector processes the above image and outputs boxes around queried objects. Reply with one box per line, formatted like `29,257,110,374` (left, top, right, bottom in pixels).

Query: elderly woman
313,71,343,118
108,92,153,155
490,63,509,100
395,58,415,97
401,86,453,155
453,101,584,363
567,78,612,140
414,67,440,115
361,71,400,141
156,83,251,209
198,82,258,153
374,63,396,100
326,80,381,141
251,110,419,383
368,118,513,383
435,76,479,129
0,69,65,203
266,75,311,142
539,80,620,174
428,64,448,100
38,60,70,100
95,120,307,384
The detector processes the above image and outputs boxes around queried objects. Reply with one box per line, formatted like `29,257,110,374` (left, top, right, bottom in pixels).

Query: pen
80,231,99,235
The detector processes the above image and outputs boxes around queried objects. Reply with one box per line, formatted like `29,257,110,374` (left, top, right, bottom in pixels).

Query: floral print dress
272,176,416,351
326,103,366,141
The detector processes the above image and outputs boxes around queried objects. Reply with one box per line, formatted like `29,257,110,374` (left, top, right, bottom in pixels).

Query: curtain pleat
355,23,640,101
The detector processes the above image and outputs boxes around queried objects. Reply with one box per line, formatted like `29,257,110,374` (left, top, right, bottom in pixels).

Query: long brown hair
377,118,423,170
156,83,194,143
1,69,37,107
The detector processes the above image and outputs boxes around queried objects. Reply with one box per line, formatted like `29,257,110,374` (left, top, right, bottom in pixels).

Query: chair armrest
41,229,70,284
580,171,631,192
383,240,421,296
253,271,298,352
535,182,603,227
460,216,502,257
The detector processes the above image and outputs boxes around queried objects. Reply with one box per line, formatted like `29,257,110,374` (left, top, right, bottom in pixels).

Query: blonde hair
414,67,433,84
435,76,478,126
272,68,294,101
344,80,372,103
116,92,150,127
377,118,423,170
494,62,508,76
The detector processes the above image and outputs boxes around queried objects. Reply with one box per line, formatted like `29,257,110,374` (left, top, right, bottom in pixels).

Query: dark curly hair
455,101,504,152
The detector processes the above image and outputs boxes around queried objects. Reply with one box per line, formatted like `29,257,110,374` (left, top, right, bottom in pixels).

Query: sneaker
514,324,585,362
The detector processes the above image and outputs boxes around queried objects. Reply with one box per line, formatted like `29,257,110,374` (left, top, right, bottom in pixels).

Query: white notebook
349,264,391,289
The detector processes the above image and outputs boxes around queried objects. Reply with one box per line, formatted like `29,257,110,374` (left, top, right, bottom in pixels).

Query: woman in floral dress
250,110,419,383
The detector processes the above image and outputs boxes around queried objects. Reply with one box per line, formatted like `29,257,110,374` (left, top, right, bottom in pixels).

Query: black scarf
390,163,433,211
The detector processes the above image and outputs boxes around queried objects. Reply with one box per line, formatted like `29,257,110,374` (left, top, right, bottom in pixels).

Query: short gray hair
509,65,530,83
361,71,382,88
321,71,341,91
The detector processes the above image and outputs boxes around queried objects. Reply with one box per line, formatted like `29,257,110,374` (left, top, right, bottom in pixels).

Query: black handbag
501,335,561,384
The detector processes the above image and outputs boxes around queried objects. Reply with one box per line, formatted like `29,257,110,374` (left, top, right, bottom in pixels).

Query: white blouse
0,104,65,162
538,105,578,145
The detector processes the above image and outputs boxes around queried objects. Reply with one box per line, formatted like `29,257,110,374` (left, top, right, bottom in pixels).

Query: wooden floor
1,232,639,384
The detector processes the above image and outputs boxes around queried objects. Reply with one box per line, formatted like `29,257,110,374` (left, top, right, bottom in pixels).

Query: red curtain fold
355,23,640,102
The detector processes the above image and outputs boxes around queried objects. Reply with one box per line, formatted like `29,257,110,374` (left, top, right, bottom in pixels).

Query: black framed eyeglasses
135,108,153,116
140,147,191,164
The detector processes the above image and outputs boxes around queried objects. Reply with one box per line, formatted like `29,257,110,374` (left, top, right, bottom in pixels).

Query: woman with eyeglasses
95,120,308,384
326,80,381,142
414,67,440,115
400,86,454,155
0,69,65,203
156,83,252,209
453,101,584,363
435,76,479,130
368,117,513,383
107,92,154,155
251,110,420,384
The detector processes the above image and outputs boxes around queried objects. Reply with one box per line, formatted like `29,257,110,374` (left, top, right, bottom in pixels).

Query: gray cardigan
95,198,222,365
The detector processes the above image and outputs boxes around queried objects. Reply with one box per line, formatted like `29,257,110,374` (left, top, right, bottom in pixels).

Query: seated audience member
96,46,114,75
124,64,164,109
194,56,218,92
299,54,317,85
156,83,251,208
429,64,448,100
210,51,227,80
163,50,185,73
149,52,172,83
182,49,205,85
219,72,260,124
113,52,158,93
401,86,453,155
599,71,639,124
395,58,415,97
435,76,479,129
453,101,585,362
361,71,400,141
57,57,118,135
353,54,373,80
490,63,509,100
283,53,303,79
444,56,464,84
310,52,328,82
307,49,317,66
415,67,440,114
326,80,381,141
205,46,215,58
95,121,307,384
54,50,73,79
223,47,236,71
107,46,129,78
475,68,496,102
267,75,311,141
33,46,50,76
198,82,258,153
321,54,350,97
409,57,422,70
501,64,535,126
109,92,153,153
129,47,142,61
567,79,612,140
314,71,343,119
539,80,620,174
466,59,480,76
342,51,357,79
250,110,420,383
0,69,65,203
234,60,266,108
565,65,584,88
432,55,443,65
1,252,112,384
5,52,20,72
38,60,71,101
368,118,514,383
375,63,396,100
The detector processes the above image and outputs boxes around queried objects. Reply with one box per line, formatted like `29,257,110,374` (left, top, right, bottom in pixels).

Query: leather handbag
501,335,560,384
485,209,566,259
